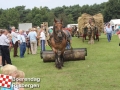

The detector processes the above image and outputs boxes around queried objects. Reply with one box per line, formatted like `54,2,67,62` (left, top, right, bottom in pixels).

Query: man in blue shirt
28,28,37,54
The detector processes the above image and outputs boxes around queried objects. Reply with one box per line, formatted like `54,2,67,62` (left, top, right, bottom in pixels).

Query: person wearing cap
28,28,37,54
11,26,19,57
105,23,112,42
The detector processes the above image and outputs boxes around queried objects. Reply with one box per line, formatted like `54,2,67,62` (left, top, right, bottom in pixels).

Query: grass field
1,34,120,90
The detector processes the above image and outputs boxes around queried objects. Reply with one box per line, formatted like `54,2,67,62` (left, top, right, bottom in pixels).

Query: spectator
116,25,120,46
39,29,46,51
11,27,19,57
18,30,26,58
114,24,118,34
7,30,13,51
1,30,12,66
1,64,18,90
105,23,112,42
28,28,37,54
0,29,2,67
14,70,25,90
112,25,115,35
26,30,31,54
119,24,120,30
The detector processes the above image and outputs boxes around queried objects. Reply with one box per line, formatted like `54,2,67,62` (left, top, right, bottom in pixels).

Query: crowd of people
0,24,74,67
104,23,120,42
0,26,46,67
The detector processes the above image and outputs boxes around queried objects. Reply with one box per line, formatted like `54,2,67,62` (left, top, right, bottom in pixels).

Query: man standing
1,30,12,66
106,23,112,42
28,28,37,54
17,30,26,58
11,26,19,57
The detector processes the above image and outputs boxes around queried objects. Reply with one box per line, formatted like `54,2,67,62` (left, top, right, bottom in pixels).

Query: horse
82,17,98,44
48,18,68,69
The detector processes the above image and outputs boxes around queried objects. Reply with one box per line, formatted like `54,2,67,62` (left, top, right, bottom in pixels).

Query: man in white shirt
40,29,46,51
1,30,12,66
11,26,19,57
106,23,112,42
18,30,26,58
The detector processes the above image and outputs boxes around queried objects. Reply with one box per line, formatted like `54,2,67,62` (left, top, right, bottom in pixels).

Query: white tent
110,19,120,26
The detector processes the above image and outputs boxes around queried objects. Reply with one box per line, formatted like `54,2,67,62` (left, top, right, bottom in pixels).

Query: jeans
41,40,45,51
66,42,70,49
107,33,112,42
20,42,26,58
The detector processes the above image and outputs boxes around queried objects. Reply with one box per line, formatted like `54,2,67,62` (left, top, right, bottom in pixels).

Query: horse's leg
88,35,91,44
55,51,62,69
55,51,58,68
60,50,64,67
91,30,94,44
53,49,58,68
85,34,86,40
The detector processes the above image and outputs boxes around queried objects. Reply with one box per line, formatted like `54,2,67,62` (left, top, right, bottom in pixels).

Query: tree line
0,0,120,29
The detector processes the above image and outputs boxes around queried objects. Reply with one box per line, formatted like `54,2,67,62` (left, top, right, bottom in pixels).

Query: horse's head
54,18,63,38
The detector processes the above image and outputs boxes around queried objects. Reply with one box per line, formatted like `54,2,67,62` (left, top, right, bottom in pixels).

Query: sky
0,0,108,9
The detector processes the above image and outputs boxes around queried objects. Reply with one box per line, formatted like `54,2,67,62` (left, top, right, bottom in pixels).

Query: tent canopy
110,19,120,26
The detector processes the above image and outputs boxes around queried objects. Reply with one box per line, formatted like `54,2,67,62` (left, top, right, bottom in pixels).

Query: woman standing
106,23,112,42
39,29,46,51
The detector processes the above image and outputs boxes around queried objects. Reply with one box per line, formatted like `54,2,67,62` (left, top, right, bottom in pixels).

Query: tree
104,0,120,22
0,0,118,28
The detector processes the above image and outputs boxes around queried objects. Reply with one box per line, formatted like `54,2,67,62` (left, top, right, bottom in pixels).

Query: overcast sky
0,0,108,9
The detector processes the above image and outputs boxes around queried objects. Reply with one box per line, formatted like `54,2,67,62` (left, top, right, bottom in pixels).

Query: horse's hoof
58,67,62,69
41,56,43,59
57,65,62,69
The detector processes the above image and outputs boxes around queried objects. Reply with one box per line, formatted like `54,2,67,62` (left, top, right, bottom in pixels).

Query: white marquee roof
110,19,120,26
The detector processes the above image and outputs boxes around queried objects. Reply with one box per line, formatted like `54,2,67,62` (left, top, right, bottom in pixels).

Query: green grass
1,34,120,90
